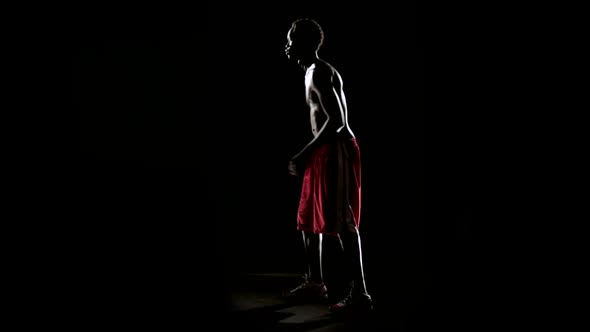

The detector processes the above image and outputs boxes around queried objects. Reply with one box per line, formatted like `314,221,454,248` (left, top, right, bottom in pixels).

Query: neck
300,53,319,70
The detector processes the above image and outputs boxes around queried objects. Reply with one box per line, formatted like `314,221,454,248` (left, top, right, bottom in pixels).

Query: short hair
291,18,324,51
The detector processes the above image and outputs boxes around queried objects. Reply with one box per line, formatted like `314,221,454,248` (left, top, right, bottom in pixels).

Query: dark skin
285,27,354,176
285,23,369,297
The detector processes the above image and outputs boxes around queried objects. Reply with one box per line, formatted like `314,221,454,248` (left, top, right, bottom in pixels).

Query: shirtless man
284,18,373,312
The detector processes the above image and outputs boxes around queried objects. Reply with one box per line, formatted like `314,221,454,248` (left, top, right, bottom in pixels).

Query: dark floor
219,273,425,331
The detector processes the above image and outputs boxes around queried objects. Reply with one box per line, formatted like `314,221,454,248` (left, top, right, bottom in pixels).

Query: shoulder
309,61,336,86
310,60,336,76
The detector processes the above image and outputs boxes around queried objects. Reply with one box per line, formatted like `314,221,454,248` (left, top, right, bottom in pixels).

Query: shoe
283,274,328,302
329,290,373,313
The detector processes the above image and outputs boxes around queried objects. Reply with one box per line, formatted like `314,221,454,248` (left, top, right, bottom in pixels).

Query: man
284,18,372,313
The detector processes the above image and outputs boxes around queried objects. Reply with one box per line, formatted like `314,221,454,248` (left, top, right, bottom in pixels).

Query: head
285,18,324,65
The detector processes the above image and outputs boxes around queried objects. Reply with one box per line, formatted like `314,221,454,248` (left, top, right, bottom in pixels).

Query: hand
288,160,299,176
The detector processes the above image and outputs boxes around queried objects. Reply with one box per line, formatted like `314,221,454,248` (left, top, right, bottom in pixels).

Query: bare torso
305,61,354,139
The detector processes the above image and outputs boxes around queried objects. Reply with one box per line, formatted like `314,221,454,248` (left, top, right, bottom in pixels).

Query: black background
69,1,475,328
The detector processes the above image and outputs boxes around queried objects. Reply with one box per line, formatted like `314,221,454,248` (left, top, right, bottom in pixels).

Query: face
284,27,296,60
285,27,308,62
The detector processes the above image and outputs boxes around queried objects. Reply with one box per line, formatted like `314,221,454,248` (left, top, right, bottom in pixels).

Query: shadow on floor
220,273,422,331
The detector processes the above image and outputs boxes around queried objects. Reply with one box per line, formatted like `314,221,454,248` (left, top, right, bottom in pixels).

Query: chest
304,75,322,109
304,72,313,102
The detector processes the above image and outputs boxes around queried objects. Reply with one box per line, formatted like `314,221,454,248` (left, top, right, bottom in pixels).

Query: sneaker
283,274,328,302
329,291,373,313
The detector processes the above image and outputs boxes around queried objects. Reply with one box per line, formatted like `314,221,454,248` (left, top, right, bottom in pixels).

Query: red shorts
297,137,361,235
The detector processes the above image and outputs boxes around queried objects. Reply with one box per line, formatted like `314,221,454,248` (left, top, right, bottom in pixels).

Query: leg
340,229,369,296
302,231,323,284
329,228,372,312
321,233,347,302
284,232,328,301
